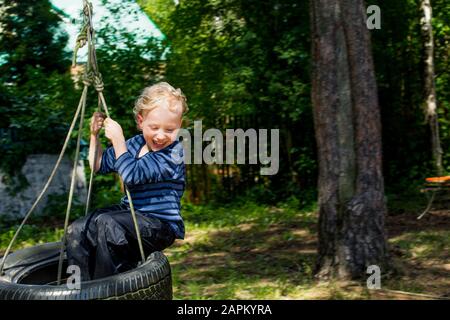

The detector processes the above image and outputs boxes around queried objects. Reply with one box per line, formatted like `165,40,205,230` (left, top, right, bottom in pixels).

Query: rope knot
83,1,92,18
82,72,93,87
94,74,104,92
76,33,87,48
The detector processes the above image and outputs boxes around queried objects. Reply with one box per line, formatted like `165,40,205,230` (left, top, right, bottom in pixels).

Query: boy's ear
136,114,144,130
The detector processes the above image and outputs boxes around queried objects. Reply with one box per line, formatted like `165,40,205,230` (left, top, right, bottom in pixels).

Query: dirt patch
386,210,450,237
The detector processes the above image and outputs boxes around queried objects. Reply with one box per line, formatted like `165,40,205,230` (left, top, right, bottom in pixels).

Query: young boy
66,82,187,281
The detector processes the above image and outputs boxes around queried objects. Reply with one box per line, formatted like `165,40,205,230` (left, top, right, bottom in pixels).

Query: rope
71,25,87,67
84,138,98,216
74,0,145,265
57,84,87,285
84,96,102,216
97,90,145,263
417,190,436,219
377,288,448,300
126,187,146,263
1,0,146,279
0,86,88,275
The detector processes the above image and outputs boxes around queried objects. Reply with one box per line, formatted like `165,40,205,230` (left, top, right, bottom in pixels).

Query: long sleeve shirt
99,134,186,239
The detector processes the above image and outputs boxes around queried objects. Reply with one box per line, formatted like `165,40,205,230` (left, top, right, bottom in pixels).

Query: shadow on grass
383,258,450,298
385,211,450,298
167,217,319,299
1,199,448,299
168,208,449,299
386,210,450,238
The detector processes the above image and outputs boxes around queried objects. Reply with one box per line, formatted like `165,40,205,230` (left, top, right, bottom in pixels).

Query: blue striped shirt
99,134,186,239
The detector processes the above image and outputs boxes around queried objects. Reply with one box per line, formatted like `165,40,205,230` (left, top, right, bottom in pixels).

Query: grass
1,196,449,300
0,224,64,253
167,198,318,299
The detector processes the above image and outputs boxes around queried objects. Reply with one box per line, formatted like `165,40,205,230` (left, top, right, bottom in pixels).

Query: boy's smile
137,105,182,152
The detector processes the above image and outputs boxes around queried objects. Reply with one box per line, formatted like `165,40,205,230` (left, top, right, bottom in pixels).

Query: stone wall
0,154,87,220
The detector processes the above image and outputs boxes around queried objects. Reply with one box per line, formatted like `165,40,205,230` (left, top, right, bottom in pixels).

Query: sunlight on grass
0,225,63,253
2,199,449,300
166,201,321,300
390,230,450,259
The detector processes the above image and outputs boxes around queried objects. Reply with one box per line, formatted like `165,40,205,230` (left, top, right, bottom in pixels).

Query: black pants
66,204,175,281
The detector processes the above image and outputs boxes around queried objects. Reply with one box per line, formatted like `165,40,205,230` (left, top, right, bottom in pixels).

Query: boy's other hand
104,118,125,144
90,112,106,136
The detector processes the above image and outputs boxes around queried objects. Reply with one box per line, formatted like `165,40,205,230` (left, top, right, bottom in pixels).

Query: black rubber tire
0,242,172,300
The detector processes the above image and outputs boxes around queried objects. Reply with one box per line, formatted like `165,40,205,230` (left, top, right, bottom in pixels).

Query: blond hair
133,82,188,120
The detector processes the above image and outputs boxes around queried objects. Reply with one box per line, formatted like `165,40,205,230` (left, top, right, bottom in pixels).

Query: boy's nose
155,132,165,141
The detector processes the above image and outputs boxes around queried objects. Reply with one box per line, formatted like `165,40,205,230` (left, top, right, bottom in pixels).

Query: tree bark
311,0,389,279
421,0,443,176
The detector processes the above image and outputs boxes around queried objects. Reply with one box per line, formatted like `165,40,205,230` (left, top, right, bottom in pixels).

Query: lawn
1,198,448,300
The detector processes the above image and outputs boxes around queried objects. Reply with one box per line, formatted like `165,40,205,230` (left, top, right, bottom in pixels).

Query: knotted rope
0,0,146,282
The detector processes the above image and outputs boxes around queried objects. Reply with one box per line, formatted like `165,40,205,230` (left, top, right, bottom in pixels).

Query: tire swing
0,0,172,300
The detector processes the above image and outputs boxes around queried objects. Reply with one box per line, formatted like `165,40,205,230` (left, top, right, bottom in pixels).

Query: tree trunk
310,0,389,279
421,0,443,176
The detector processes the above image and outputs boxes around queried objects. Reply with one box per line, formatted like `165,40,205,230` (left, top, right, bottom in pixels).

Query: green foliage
370,0,450,186
162,0,311,121
0,0,78,189
139,0,315,203
41,193,86,221
0,0,69,85
1,0,450,208
92,0,169,135
0,0,167,198
433,0,450,173
89,173,124,210
137,0,174,37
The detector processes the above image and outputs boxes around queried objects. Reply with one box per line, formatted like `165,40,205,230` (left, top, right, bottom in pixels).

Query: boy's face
137,105,182,152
